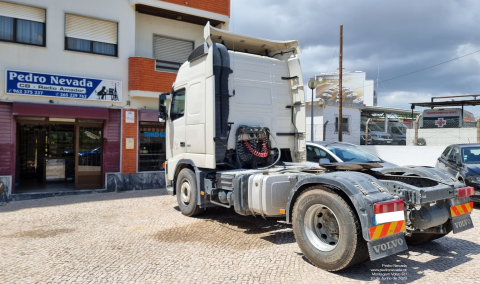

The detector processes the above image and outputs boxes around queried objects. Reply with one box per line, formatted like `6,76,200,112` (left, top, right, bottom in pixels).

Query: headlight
467,176,480,183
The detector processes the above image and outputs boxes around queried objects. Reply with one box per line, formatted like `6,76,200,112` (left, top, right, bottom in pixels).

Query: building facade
306,101,364,145
0,0,230,196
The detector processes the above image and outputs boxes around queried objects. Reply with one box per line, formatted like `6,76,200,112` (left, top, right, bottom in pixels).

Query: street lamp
308,78,318,142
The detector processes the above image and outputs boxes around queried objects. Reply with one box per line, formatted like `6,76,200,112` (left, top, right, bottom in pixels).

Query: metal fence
407,116,480,146
307,116,480,147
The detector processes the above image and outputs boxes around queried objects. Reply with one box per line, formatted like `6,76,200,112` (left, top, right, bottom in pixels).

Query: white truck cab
160,23,306,188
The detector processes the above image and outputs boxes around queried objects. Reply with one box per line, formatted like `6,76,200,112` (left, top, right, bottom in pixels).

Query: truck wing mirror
159,93,168,121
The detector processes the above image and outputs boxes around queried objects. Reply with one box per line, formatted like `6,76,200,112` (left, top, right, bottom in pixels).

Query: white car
304,141,397,169
322,93,332,98
324,89,333,94
347,93,358,99
353,97,364,103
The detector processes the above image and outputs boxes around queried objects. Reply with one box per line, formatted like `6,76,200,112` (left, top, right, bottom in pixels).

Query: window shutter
154,35,193,65
0,1,45,23
65,14,117,44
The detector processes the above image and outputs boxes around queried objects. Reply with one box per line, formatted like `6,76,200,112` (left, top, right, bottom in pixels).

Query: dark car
436,144,480,200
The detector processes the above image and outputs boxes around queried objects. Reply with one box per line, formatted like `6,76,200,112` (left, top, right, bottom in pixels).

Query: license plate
367,232,408,261
386,141,391,144
451,214,474,234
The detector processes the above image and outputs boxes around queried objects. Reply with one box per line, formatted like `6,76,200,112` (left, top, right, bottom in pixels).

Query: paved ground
1,189,480,284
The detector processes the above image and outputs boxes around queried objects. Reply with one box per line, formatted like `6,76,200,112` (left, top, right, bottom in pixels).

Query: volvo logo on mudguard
367,233,408,261
451,214,474,234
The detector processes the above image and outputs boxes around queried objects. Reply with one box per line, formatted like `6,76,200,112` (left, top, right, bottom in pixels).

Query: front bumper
373,139,393,145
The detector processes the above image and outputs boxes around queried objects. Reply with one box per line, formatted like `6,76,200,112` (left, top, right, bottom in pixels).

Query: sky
230,0,480,115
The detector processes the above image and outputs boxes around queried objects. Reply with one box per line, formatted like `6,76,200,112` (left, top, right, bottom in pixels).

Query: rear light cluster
374,199,404,214
457,186,474,198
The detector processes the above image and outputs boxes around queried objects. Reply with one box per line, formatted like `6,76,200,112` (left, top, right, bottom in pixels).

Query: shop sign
125,111,135,123
5,69,122,102
144,131,166,138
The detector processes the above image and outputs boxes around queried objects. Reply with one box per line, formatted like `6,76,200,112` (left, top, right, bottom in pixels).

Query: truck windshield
462,147,480,164
326,143,383,163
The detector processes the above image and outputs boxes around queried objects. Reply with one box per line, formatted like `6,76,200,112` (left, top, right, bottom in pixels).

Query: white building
0,0,230,197
306,100,364,144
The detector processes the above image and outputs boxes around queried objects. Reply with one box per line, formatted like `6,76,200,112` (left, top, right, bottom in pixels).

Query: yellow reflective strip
465,203,472,212
387,221,398,236
372,224,384,240
457,205,465,215
450,207,457,217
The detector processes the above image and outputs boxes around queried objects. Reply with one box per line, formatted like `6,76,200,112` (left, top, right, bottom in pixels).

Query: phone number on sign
8,89,44,95
55,92,88,99
8,89,88,99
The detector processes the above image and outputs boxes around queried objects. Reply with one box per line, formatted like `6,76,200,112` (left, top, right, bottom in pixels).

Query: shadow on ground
155,206,295,249
327,235,480,282
0,188,169,213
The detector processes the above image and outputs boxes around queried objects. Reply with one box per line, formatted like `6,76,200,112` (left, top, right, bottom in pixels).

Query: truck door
168,88,187,159
185,81,206,154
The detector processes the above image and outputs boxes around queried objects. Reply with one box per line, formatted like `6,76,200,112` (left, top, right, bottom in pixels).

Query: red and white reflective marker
373,200,405,226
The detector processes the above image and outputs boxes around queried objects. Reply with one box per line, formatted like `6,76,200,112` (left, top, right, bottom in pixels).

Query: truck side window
170,89,186,121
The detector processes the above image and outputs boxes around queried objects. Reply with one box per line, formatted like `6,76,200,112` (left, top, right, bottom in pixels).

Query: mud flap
368,233,408,261
451,214,474,234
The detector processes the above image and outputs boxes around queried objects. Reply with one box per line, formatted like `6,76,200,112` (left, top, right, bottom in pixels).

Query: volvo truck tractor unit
158,23,475,271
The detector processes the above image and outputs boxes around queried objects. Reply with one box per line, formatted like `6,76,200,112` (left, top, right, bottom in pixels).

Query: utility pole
338,24,343,141
308,78,318,141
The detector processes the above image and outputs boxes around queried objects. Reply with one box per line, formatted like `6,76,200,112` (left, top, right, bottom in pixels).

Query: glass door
75,125,103,189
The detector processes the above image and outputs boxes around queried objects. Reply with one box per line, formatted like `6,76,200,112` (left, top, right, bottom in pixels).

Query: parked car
436,144,480,200
360,120,393,145
360,132,372,145
375,119,408,145
305,141,396,169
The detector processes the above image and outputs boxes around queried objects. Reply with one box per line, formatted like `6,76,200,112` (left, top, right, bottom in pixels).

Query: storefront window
139,123,166,171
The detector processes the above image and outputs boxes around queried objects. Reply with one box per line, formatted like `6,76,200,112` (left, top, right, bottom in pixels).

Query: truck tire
292,187,368,271
176,168,204,217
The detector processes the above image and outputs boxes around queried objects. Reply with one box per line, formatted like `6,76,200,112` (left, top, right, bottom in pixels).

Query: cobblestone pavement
1,189,480,283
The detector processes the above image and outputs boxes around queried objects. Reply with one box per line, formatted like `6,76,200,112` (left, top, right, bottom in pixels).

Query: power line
381,48,480,84
324,43,339,74
352,48,480,91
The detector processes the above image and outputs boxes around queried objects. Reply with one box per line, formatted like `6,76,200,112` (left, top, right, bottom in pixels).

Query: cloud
231,0,480,114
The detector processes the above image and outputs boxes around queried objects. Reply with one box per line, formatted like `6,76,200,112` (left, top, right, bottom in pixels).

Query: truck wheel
176,168,204,217
292,187,368,271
